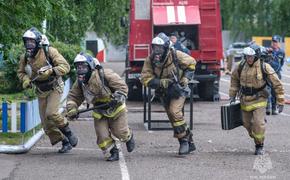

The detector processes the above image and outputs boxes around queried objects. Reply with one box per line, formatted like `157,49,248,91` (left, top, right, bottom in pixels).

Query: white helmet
23,27,42,44
243,47,256,56
93,58,101,67
152,36,165,45
74,52,96,70
40,34,49,46
22,27,43,57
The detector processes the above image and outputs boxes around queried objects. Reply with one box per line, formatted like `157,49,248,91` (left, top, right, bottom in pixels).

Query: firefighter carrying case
221,101,243,130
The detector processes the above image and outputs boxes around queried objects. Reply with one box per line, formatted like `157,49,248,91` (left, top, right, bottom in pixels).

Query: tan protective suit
17,47,70,145
66,68,131,154
141,49,196,138
229,59,284,144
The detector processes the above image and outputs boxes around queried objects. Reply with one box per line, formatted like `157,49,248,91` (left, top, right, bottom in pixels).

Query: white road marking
119,151,130,180
219,91,229,97
220,78,230,83
36,146,99,151
280,112,290,117
281,74,290,78
282,82,290,86
36,146,131,180
35,146,290,154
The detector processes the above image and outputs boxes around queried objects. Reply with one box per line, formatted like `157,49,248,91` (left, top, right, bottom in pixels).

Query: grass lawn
0,89,36,103
0,124,42,145
0,90,44,145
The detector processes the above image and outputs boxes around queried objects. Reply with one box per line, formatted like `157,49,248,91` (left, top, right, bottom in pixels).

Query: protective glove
22,77,32,89
229,96,236,104
148,78,160,89
277,104,284,113
160,78,173,88
38,68,53,79
180,77,189,87
66,107,79,119
111,91,127,105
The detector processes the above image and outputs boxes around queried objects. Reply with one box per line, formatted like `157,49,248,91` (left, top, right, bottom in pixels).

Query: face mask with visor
152,44,166,65
24,38,38,58
76,62,92,84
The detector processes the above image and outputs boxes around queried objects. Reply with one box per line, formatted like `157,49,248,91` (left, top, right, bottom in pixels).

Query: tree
0,0,130,54
0,0,48,50
221,0,290,40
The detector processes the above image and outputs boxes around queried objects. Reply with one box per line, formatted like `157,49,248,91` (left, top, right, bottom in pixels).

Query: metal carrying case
221,101,243,130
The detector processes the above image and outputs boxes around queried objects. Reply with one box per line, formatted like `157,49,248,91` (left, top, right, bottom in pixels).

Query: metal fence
0,78,71,133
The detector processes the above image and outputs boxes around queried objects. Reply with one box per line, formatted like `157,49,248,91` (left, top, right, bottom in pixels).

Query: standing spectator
266,35,285,115
179,31,195,50
170,33,190,55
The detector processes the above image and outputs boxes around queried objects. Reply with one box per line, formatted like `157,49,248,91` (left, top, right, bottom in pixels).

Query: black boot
58,138,72,153
178,138,190,155
107,146,119,161
126,133,135,153
188,130,196,152
59,124,78,147
272,106,278,115
266,108,271,115
189,142,196,152
255,144,265,155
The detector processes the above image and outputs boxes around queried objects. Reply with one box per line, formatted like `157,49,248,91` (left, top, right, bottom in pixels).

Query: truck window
153,25,198,50
135,0,150,20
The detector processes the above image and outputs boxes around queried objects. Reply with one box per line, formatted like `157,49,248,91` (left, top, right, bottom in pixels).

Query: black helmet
272,35,281,42
22,27,42,58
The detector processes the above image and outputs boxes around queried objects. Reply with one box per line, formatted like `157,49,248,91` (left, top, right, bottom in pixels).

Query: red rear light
131,66,142,72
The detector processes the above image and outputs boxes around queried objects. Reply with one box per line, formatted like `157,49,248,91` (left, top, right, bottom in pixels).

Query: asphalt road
1,62,290,180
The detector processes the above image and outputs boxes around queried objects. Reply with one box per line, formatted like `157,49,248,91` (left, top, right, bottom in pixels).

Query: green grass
1,92,26,102
0,124,42,145
1,91,40,145
0,89,36,103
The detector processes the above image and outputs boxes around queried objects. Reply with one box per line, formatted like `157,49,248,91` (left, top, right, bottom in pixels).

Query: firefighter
17,27,78,153
229,46,284,155
141,32,196,155
66,52,135,161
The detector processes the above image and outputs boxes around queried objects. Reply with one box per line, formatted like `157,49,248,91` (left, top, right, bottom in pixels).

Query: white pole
42,19,47,34
11,103,17,133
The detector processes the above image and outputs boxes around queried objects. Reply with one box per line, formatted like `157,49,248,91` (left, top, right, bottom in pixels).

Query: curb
0,129,44,154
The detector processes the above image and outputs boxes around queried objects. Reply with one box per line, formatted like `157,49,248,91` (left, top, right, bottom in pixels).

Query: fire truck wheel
198,81,220,101
127,81,143,101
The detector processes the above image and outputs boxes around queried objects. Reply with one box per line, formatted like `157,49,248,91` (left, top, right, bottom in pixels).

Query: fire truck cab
126,0,223,101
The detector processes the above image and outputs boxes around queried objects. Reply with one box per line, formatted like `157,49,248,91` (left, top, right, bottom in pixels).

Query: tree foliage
0,0,129,54
0,41,82,93
221,0,290,40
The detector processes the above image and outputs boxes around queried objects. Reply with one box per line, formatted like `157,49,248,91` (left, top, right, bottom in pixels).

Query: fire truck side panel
126,0,223,101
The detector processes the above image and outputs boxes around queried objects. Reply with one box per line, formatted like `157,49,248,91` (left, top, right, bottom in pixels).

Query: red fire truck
125,0,223,101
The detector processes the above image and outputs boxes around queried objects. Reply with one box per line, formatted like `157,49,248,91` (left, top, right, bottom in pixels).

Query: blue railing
0,78,71,133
